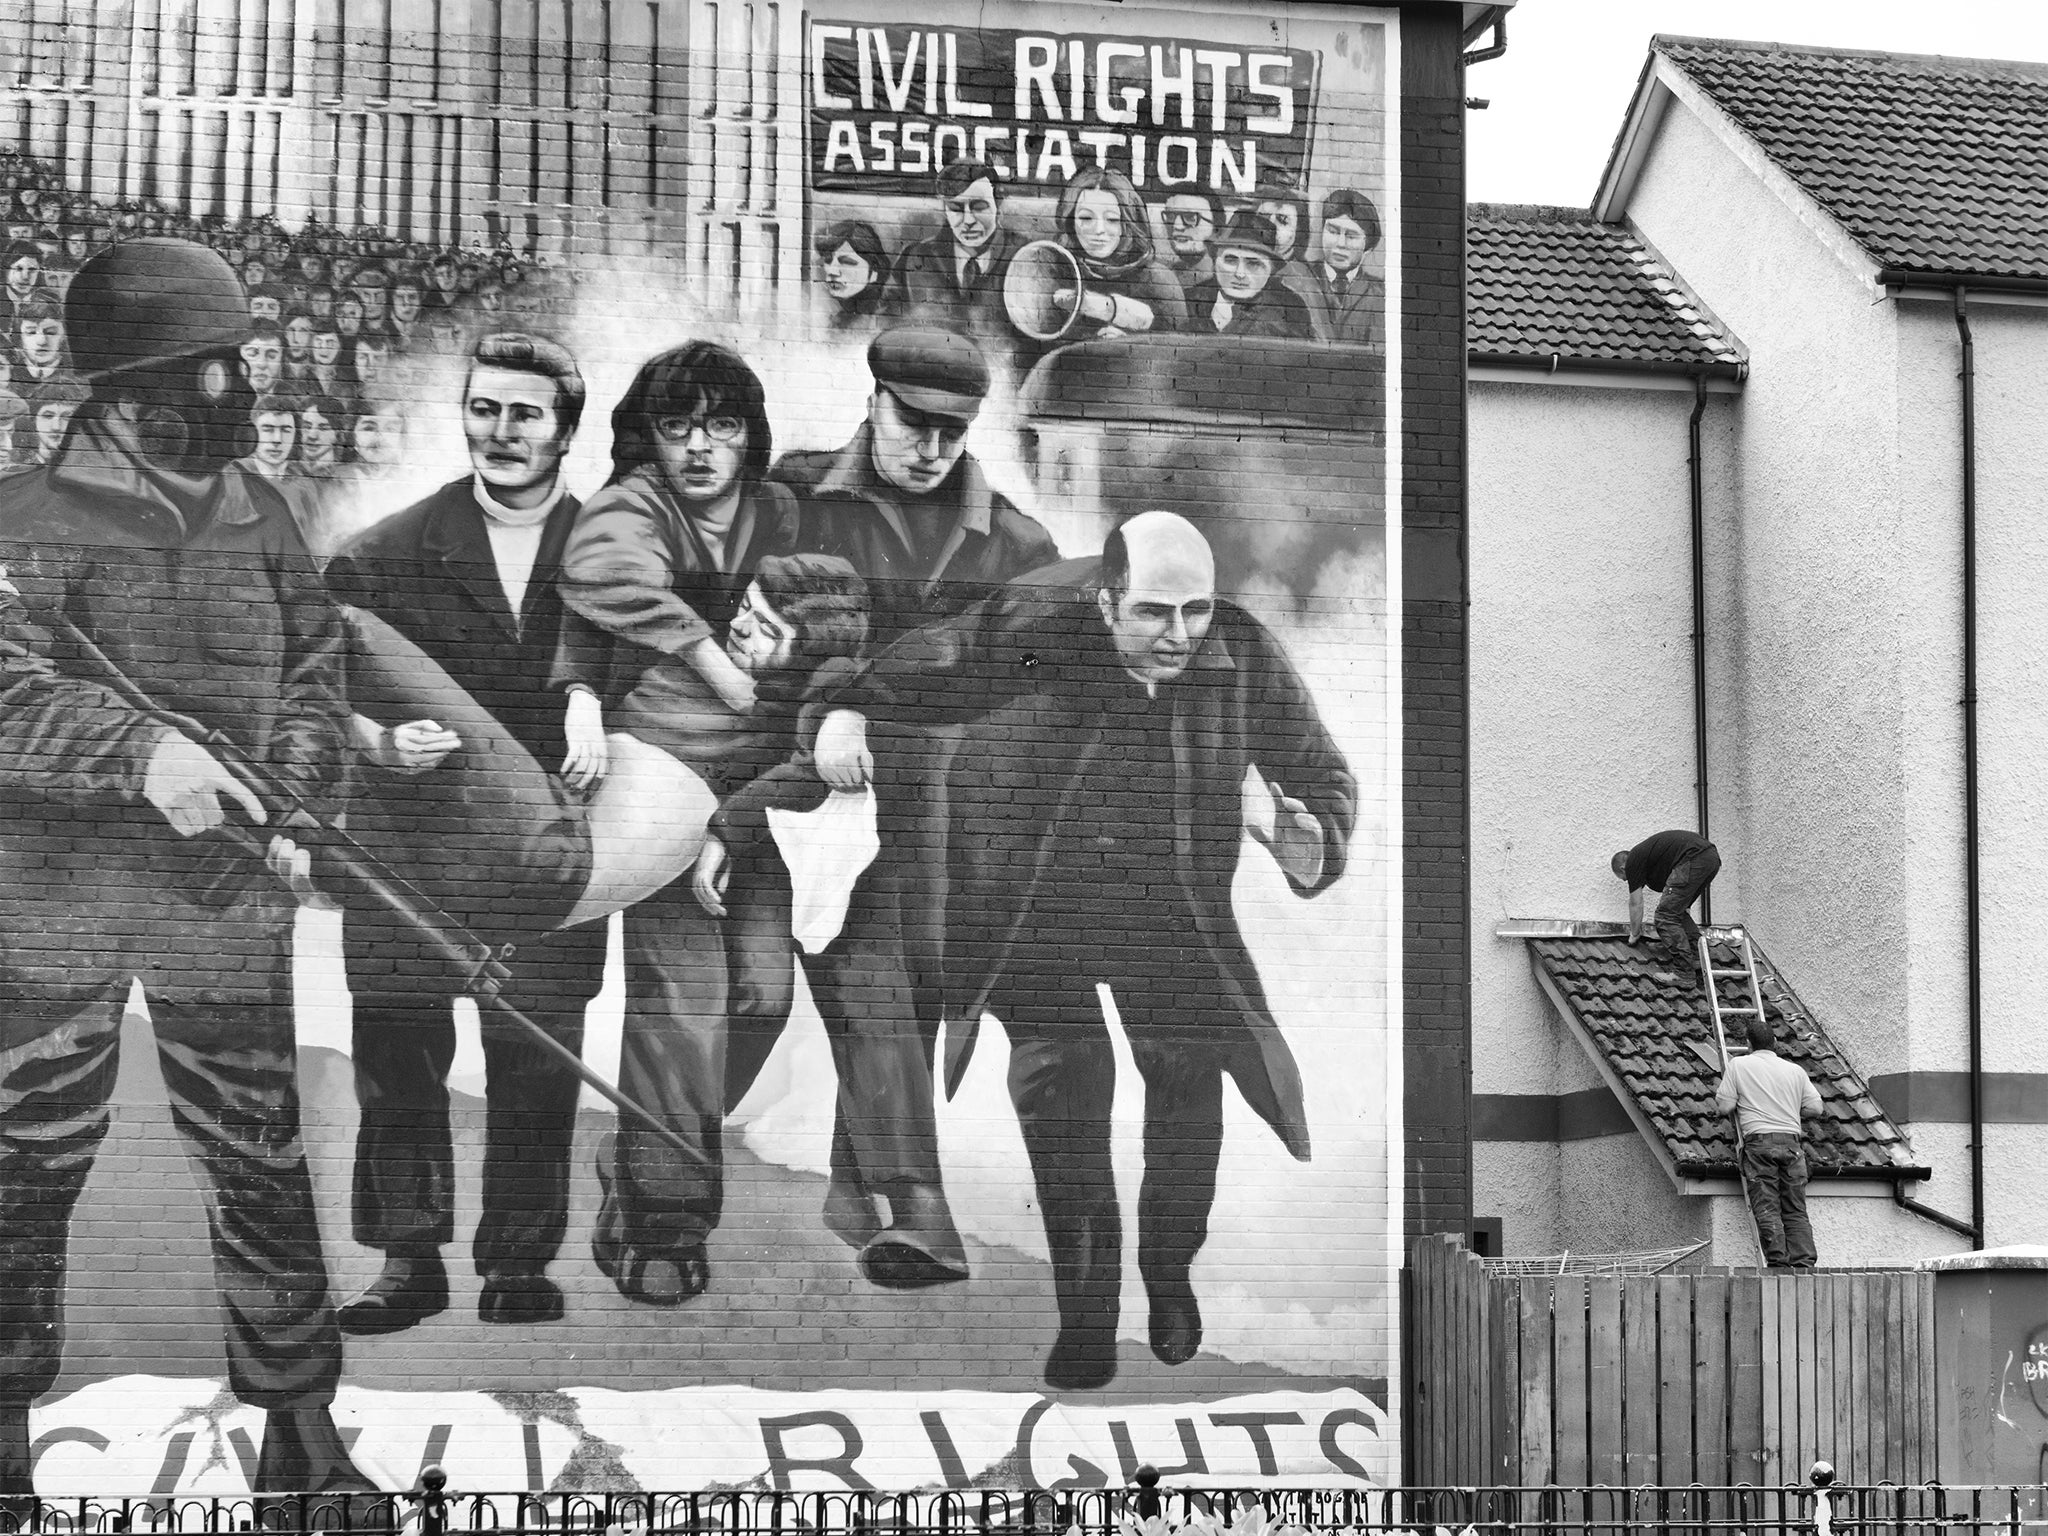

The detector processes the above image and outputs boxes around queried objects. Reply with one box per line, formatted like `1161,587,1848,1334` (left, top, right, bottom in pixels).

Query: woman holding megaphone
1004,167,1189,346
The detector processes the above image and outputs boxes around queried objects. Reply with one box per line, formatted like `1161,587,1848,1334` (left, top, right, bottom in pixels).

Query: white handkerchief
767,787,882,955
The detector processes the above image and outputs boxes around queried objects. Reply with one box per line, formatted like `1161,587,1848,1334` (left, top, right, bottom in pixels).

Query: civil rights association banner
808,23,1322,195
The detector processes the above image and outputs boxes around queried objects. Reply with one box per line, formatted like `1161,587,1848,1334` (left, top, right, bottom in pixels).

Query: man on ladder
1612,829,1720,986
1715,1015,1824,1271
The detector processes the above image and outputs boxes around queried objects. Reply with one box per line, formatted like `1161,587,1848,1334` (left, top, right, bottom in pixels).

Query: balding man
813,511,1355,1390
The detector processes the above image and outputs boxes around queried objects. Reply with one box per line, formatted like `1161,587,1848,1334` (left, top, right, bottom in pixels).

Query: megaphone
1002,239,1088,342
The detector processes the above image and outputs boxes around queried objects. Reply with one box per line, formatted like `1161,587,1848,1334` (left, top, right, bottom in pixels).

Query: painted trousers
982,903,1229,1364
344,915,608,1273
605,863,947,1256
0,893,339,1407
721,857,948,1206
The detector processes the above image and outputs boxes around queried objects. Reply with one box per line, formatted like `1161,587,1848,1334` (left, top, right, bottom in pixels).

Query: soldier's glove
142,730,267,837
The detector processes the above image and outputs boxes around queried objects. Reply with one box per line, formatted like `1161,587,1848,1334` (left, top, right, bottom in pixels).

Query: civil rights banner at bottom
25,1380,1389,1493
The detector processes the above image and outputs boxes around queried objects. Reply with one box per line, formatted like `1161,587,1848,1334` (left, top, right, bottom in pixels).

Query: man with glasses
555,339,801,1306
1157,186,1225,293
805,511,1354,1389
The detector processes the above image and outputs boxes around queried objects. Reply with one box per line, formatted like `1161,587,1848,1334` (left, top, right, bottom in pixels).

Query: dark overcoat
831,558,1355,1161
325,476,593,766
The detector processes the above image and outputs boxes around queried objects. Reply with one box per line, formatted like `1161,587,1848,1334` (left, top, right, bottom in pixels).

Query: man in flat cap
1187,211,1316,340
770,324,1061,1083
770,325,1057,645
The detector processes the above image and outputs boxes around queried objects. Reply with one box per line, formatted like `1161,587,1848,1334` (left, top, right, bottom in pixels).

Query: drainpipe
1954,287,1986,1250
1895,1181,1978,1242
1688,376,1711,924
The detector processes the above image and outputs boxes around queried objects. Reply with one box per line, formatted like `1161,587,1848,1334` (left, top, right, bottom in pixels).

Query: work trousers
0,894,339,1407
343,916,608,1273
1654,844,1722,976
982,901,1229,1361
1740,1131,1816,1269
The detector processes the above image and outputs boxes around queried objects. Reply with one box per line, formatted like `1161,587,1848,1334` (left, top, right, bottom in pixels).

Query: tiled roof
1524,925,1926,1181
1468,203,1745,373
1657,36,2048,282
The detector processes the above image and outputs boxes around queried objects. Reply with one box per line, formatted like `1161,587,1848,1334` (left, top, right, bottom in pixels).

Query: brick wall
1398,5,1472,1246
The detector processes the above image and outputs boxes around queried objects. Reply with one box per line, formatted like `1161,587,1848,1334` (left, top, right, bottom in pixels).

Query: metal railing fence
1,1483,2047,1536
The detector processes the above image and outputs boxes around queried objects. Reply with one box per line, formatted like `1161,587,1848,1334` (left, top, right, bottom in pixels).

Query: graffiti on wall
0,0,1396,1496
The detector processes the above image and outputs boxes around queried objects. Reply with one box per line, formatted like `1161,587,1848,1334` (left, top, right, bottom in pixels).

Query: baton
52,613,698,1162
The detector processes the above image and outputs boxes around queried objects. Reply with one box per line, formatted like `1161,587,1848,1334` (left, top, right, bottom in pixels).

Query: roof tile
1526,926,1926,1179
1658,36,2048,281
1467,203,1746,370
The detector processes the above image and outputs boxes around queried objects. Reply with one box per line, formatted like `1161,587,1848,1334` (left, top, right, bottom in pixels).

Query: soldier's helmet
65,238,247,384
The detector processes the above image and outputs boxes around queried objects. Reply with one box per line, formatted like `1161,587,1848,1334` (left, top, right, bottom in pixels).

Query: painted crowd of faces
807,165,1387,352
0,155,576,490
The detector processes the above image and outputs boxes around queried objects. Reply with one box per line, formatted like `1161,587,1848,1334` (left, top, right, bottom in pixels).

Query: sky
1466,0,2048,207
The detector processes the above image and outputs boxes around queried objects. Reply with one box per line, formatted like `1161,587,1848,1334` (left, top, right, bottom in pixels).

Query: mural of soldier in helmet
0,238,375,1495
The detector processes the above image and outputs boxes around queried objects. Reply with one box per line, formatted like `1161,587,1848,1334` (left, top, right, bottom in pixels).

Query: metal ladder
1702,925,1768,1064
1702,926,1771,1265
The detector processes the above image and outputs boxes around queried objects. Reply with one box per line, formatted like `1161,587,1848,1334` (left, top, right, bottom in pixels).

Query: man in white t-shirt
324,331,612,1332
1715,1016,1824,1270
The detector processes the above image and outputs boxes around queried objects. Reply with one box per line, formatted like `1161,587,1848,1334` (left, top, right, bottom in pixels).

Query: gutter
1673,1159,1932,1184
1878,265,2048,300
1466,350,1745,382
1461,6,1508,67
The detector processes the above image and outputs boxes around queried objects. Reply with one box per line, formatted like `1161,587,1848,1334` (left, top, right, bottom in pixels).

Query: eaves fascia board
1591,50,1674,221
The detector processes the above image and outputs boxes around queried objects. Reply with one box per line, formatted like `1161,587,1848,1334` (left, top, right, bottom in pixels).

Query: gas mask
114,347,255,476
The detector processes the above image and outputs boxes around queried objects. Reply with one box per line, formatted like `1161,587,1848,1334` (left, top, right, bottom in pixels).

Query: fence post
419,1464,448,1536
1130,1465,1161,1524
1810,1460,1835,1536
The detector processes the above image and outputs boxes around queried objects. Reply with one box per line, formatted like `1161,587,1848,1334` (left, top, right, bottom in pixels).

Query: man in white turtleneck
324,331,613,1334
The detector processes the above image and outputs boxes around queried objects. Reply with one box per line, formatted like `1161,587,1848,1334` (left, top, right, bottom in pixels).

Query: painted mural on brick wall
0,0,1394,1496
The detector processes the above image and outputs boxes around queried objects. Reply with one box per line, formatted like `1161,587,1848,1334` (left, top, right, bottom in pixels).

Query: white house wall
1619,83,1992,1255
1894,294,2048,1243
1625,95,1922,1089
1467,377,1725,1254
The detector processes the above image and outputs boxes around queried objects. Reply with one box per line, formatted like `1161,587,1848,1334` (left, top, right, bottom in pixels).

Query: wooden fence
1404,1234,1939,1487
